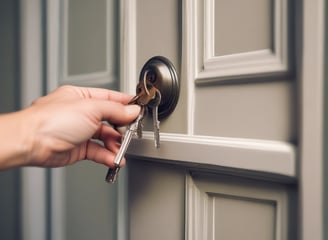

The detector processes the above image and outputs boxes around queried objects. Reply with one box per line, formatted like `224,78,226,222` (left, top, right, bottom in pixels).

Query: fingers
85,140,126,167
69,86,134,104
84,102,138,167
92,123,121,141
92,124,122,154
90,100,141,125
91,124,127,167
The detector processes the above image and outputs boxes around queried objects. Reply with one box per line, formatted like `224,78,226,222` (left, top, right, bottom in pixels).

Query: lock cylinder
139,56,180,119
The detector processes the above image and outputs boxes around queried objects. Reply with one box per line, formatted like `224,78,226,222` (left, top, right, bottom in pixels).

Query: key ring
142,70,151,96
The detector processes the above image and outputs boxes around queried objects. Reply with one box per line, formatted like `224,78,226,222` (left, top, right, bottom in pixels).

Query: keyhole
146,71,157,84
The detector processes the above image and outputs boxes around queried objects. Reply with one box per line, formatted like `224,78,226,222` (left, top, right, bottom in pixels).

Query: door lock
138,56,180,119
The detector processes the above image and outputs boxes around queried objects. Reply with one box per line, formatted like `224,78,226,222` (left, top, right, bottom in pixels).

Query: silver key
149,90,161,148
105,107,145,183
136,117,144,139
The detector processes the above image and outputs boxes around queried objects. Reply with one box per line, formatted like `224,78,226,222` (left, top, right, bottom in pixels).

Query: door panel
136,0,187,134
212,197,276,239
193,0,295,141
186,173,296,240
194,80,296,141
214,0,273,55
65,162,117,240
58,0,119,87
128,160,186,240
67,0,108,75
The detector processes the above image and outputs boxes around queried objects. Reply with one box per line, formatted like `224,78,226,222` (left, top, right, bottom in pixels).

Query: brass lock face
139,56,180,120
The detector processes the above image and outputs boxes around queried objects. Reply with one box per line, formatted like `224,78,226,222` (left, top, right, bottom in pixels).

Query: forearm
0,109,34,170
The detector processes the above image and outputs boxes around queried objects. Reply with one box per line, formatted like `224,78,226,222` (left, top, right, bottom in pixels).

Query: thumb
91,100,141,125
123,104,141,123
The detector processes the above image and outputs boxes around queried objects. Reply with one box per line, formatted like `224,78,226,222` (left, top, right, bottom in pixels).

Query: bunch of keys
105,72,162,183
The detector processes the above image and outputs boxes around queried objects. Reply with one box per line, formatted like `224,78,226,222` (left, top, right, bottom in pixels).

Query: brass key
129,72,157,106
130,73,158,138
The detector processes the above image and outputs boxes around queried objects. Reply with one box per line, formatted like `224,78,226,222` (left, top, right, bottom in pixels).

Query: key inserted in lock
139,56,180,120
105,56,179,183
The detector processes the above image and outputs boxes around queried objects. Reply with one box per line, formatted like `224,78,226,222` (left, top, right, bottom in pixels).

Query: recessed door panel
214,0,273,56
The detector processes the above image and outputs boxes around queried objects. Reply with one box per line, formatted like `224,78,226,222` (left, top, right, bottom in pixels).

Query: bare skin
0,85,140,170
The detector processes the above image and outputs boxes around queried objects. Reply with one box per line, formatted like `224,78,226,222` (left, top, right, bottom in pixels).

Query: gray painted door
125,0,299,240
22,0,324,240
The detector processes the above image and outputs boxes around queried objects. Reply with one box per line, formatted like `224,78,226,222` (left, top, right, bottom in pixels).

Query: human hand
22,85,140,168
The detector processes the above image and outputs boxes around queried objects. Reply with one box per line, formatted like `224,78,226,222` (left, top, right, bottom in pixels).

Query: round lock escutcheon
139,56,180,120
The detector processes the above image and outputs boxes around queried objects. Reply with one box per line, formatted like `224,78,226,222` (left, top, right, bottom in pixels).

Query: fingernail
125,105,140,117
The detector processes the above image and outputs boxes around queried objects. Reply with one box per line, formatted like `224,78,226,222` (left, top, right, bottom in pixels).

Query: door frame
122,1,328,240
300,0,326,239
20,0,47,240
20,0,328,240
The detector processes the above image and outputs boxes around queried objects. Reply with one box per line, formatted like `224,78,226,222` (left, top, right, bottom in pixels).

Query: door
122,1,326,240
125,0,297,239
21,0,327,240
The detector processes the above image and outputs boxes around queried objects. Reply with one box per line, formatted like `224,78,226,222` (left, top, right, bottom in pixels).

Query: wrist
0,109,36,169
21,105,58,167
18,108,39,167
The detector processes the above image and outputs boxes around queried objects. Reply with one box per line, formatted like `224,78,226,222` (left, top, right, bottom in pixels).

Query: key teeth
155,141,160,148
137,122,143,139
154,119,160,148
105,167,120,183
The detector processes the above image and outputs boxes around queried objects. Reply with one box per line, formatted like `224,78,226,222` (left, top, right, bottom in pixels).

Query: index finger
76,86,133,104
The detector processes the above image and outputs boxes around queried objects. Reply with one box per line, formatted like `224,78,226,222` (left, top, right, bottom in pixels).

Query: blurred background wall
0,0,22,239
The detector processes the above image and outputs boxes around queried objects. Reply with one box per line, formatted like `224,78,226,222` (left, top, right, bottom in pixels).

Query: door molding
61,0,116,86
300,0,326,239
120,0,137,95
47,0,118,89
185,0,290,85
117,1,137,240
185,174,288,240
128,132,296,178
20,0,46,240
